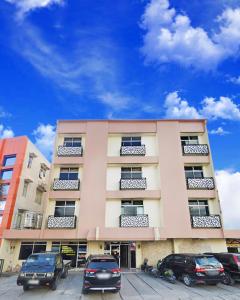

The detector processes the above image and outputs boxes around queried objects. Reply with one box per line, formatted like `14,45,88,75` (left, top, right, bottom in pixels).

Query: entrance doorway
105,242,136,269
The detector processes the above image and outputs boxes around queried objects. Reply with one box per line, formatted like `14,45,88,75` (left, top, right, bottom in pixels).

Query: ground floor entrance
104,242,136,269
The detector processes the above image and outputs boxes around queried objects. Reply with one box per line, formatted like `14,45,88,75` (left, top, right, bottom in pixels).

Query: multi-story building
0,136,50,271
0,120,238,271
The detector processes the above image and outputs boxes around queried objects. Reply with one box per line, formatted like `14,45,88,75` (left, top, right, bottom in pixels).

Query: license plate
97,273,111,279
28,279,39,285
206,270,218,276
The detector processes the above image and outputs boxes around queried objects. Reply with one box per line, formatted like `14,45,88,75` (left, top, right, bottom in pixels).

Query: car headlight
46,272,54,278
19,272,26,277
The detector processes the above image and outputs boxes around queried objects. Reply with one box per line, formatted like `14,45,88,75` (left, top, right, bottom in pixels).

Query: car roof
206,252,239,255
171,253,214,257
30,252,57,256
88,255,116,260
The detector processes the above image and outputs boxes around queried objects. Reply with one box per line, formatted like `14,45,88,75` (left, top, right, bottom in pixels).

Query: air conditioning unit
23,212,37,228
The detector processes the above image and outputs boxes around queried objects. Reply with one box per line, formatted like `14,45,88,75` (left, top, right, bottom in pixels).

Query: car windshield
88,259,118,269
25,255,55,266
195,256,221,267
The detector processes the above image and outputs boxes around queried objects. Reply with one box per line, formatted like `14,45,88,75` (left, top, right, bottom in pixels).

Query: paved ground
0,271,240,300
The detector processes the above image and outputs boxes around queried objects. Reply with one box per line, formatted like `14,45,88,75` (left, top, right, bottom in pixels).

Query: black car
17,252,69,291
205,252,240,285
82,255,121,294
158,254,225,286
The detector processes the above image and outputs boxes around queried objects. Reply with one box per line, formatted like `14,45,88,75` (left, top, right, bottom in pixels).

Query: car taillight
195,267,206,273
85,269,97,274
112,268,120,273
219,267,224,272
233,255,240,267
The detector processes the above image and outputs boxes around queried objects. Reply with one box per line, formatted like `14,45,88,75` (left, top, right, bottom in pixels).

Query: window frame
188,199,210,217
181,136,199,146
54,200,76,217
18,241,47,260
3,155,16,167
1,169,13,180
59,168,79,180
184,166,204,179
63,137,82,147
121,167,142,179
121,136,142,147
121,200,144,216
35,188,43,205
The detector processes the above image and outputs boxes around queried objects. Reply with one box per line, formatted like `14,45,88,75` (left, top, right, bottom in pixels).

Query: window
39,167,46,179
184,166,203,179
1,184,10,195
22,181,29,197
27,154,34,168
51,242,61,253
3,155,16,166
189,200,209,216
18,241,47,260
121,200,144,215
0,200,6,211
121,167,142,179
63,137,82,147
181,136,199,146
59,168,78,180
54,201,75,217
35,189,43,205
1,169,13,180
122,136,141,147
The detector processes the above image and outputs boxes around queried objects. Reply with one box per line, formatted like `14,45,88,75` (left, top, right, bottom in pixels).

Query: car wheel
50,280,57,291
222,273,235,286
23,285,29,291
182,274,193,287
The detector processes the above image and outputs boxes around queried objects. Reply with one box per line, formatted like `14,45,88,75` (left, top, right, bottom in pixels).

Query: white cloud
229,76,240,85
209,127,230,135
0,124,14,138
5,0,64,19
201,96,240,120
216,170,240,229
141,0,240,70
164,91,201,119
0,106,11,118
33,124,55,160
98,92,133,110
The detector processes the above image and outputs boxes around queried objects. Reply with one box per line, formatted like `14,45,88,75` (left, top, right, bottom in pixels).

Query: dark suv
159,254,225,286
205,252,240,285
82,255,121,294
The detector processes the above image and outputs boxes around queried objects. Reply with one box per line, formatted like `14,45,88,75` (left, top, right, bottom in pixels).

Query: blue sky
0,0,240,228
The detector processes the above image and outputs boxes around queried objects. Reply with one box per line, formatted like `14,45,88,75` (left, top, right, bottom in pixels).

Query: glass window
39,167,46,179
22,181,29,197
121,200,144,215
1,184,10,195
121,167,142,179
18,242,47,260
122,136,141,146
59,168,78,180
1,169,13,180
51,242,61,253
184,166,203,179
64,137,82,147
0,200,6,211
3,155,16,166
27,154,35,168
33,242,47,254
189,200,209,216
35,189,43,205
54,201,75,217
181,136,199,146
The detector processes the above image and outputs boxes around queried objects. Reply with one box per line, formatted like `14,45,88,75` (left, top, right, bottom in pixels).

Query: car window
88,259,118,269
195,256,221,267
173,255,185,263
25,255,55,266
163,255,174,263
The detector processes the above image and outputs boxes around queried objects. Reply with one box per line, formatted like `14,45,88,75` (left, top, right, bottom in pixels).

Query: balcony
47,215,77,229
120,145,146,156
182,144,209,156
186,177,215,190
191,215,221,228
120,214,149,227
120,178,147,190
53,179,80,190
57,146,83,157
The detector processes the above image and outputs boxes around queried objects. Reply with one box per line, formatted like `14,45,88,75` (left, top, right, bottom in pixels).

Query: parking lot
0,271,240,300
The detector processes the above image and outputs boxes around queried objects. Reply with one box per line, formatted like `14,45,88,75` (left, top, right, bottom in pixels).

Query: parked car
204,252,240,285
82,255,121,294
158,253,225,286
17,252,70,291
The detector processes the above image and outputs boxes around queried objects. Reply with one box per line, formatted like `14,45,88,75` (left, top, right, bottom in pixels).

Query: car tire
50,280,57,291
23,285,29,291
222,273,235,286
182,274,194,287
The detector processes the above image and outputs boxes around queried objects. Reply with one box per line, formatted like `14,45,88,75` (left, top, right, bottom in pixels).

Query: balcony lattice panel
57,146,83,157
120,178,147,190
183,144,209,156
47,216,76,228
120,215,149,227
187,178,214,190
53,179,80,190
191,215,221,228
120,145,146,156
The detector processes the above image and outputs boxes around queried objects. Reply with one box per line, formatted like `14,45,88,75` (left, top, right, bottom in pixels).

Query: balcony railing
120,214,149,227
57,146,83,157
120,145,146,156
53,179,80,190
186,177,215,190
182,144,209,156
47,215,77,229
191,215,221,228
120,178,147,190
